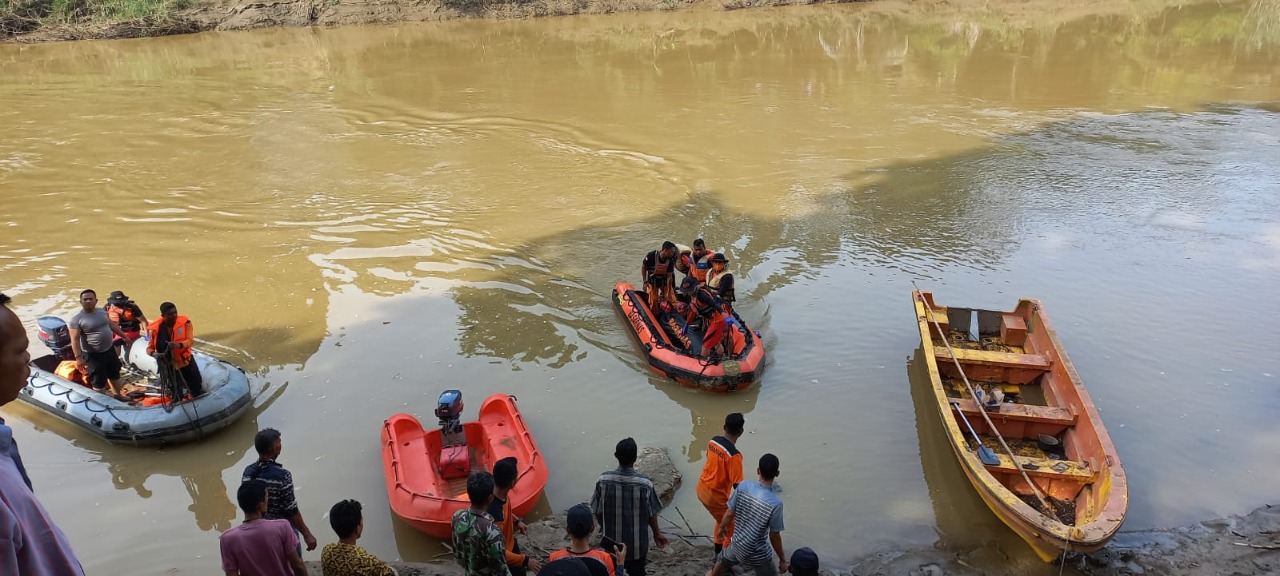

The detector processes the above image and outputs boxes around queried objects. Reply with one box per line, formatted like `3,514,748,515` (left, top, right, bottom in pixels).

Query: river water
1,0,1278,573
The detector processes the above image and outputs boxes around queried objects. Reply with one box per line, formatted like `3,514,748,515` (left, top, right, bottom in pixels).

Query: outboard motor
435,390,470,480
36,316,74,360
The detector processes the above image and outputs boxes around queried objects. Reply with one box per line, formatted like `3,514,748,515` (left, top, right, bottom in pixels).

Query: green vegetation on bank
1,0,192,38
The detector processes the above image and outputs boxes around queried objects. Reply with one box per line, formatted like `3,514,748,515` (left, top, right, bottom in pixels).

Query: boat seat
935,346,1051,372
952,399,1076,427
985,453,1095,482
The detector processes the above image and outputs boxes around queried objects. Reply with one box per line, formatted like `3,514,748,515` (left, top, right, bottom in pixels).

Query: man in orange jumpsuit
696,412,745,559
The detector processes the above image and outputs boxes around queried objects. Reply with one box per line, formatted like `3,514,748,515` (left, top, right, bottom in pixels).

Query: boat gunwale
911,290,1127,559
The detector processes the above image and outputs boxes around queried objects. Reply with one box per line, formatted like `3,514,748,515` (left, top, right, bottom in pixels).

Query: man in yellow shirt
321,500,397,576
696,413,745,558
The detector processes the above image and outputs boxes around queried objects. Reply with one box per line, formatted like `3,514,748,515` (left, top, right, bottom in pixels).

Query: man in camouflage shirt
452,471,511,576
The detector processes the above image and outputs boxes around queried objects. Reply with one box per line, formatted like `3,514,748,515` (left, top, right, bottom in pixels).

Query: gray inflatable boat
21,316,252,446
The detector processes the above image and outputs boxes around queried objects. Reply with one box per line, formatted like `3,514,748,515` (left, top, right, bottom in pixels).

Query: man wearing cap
68,289,131,401
590,438,668,576
789,548,820,576
104,291,147,361
696,413,745,559
549,504,625,576
705,254,735,314
104,291,147,343
641,242,679,310
708,454,787,576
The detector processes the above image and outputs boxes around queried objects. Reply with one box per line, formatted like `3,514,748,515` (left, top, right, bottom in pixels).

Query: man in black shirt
641,241,678,311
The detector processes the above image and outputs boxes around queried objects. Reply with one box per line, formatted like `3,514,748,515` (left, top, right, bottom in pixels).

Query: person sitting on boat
146,302,203,397
706,253,735,314
641,241,679,311
678,276,733,358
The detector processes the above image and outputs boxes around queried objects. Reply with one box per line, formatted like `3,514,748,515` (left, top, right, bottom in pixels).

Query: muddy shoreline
2,0,866,43
308,448,1278,575
310,505,1280,576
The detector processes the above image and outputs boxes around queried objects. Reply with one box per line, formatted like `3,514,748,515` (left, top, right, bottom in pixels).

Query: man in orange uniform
147,301,203,397
696,412,745,559
489,457,542,575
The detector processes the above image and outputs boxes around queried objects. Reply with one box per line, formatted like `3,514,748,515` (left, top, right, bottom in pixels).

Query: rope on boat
25,373,138,442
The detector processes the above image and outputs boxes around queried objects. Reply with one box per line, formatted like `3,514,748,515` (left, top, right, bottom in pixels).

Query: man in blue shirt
708,454,786,576
243,428,318,553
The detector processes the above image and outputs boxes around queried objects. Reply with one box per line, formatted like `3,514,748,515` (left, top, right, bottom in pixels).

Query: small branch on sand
674,506,697,537
1232,542,1280,550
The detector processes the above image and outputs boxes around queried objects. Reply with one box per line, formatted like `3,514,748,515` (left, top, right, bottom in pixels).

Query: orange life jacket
55,360,86,385
690,251,717,282
106,303,142,332
147,316,193,368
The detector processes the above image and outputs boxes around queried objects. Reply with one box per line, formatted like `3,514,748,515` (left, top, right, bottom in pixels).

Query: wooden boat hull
912,290,1127,561
612,281,765,393
381,394,548,539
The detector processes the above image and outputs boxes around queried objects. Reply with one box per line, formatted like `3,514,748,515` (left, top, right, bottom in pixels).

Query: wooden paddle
913,283,1056,516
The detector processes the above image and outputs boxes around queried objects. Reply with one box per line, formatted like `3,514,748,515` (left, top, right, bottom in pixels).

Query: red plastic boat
381,393,548,538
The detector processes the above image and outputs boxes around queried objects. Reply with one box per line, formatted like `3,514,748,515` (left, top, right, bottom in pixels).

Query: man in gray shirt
68,289,129,401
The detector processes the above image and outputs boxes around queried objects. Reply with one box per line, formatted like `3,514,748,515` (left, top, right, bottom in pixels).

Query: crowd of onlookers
1,294,819,576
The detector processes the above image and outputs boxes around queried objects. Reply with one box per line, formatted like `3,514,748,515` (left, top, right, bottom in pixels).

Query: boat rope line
912,284,1060,520
25,374,138,442
158,358,203,442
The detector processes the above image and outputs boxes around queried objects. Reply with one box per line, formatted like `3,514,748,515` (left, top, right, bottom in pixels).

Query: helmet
677,276,699,295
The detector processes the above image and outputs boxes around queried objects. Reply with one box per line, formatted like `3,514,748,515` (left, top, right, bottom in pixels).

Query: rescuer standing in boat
147,302,203,397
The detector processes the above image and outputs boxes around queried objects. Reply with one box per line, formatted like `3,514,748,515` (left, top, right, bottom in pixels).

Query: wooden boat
381,393,548,538
612,281,765,392
911,290,1127,561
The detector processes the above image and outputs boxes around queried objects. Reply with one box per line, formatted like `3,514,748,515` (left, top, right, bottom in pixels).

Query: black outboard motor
435,390,465,448
36,316,74,360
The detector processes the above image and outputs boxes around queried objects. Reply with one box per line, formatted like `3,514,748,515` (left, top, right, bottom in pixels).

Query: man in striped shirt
708,454,787,576
590,438,669,576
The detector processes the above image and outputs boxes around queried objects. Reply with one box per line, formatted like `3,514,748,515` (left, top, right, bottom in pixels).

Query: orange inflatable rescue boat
381,392,548,538
612,281,765,392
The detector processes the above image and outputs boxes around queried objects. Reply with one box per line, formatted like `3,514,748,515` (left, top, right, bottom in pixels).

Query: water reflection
97,381,285,531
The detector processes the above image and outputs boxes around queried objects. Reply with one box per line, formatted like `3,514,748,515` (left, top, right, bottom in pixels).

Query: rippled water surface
1,1,1279,573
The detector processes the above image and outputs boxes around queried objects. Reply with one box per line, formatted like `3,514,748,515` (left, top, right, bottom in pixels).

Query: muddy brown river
2,1,1279,573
